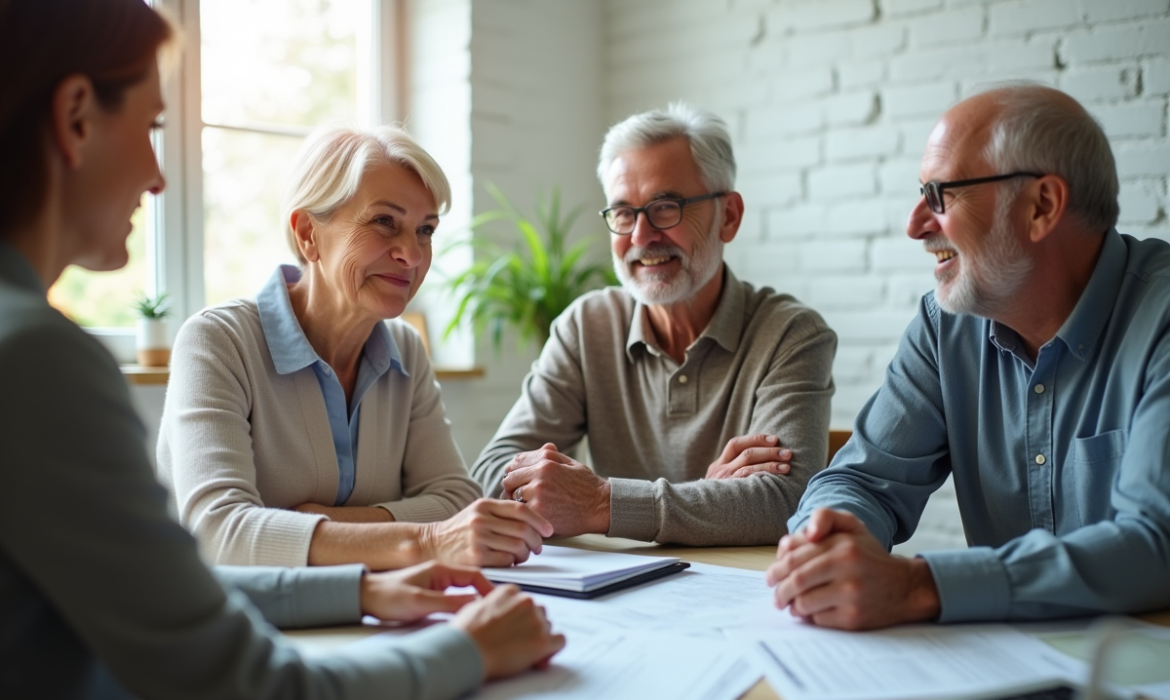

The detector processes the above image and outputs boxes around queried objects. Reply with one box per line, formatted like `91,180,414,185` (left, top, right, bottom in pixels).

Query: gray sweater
0,242,482,700
471,268,837,545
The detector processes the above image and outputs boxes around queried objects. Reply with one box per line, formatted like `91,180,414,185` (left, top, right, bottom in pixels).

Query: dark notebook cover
511,561,691,599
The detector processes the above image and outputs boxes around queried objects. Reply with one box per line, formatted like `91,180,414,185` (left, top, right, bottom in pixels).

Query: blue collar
255,265,406,378
987,229,1124,364
1053,228,1125,362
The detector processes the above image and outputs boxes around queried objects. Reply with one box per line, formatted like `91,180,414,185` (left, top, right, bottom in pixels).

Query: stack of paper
484,545,683,594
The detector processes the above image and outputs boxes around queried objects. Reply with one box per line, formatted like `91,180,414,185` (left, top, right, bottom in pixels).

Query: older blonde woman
158,126,551,570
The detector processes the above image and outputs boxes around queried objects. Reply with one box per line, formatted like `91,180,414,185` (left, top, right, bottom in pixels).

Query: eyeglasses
920,172,1043,214
599,192,726,235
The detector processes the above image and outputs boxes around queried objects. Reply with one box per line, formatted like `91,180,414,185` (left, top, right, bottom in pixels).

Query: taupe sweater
157,300,480,566
471,268,837,546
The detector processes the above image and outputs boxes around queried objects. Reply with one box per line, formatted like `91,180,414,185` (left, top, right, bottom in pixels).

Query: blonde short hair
282,124,451,264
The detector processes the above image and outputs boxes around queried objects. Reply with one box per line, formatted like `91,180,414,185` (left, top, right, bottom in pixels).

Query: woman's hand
451,584,566,680
360,561,493,623
420,499,554,567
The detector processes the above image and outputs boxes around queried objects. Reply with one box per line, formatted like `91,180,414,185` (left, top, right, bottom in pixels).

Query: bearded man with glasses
768,84,1170,630
469,103,837,546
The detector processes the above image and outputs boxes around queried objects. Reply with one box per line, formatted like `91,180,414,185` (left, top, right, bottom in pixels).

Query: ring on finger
515,486,525,503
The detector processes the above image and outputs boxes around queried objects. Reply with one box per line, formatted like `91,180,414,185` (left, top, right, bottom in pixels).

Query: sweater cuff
380,496,455,524
350,624,484,698
920,547,1012,623
284,564,366,627
607,478,657,541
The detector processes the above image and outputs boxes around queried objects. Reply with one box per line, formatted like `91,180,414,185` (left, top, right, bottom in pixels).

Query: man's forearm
609,474,801,546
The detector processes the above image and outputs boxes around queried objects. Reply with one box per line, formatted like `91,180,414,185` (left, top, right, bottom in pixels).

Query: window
64,0,401,362
201,0,366,306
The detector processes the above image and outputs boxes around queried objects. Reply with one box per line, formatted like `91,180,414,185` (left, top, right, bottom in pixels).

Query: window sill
120,364,485,386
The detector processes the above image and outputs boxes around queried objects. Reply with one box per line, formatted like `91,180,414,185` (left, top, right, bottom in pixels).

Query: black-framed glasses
920,172,1043,214
599,192,726,235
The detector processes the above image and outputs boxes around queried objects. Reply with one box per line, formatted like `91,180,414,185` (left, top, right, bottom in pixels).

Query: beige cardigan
156,299,481,566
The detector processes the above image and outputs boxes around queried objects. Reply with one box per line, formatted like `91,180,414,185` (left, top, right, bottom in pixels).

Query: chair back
827,429,852,466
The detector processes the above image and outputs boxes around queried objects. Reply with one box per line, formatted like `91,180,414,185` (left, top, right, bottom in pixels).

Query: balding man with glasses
768,84,1170,630
469,103,837,545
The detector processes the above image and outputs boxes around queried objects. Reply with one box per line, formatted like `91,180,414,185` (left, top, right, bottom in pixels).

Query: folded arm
613,324,836,545
160,314,330,566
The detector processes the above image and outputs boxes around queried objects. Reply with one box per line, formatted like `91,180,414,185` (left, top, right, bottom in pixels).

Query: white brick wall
605,0,1170,431
408,0,607,463
405,0,1170,552
601,0,1170,550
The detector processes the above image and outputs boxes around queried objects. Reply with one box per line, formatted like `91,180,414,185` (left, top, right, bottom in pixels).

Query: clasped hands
495,435,794,538
501,443,612,537
766,507,941,630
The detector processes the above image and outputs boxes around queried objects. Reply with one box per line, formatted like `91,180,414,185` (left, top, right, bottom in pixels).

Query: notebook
484,545,690,599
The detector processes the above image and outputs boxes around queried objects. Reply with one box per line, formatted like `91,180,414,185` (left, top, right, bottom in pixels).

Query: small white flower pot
136,318,170,367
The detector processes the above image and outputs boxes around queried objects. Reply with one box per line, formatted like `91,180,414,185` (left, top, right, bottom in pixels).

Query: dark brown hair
0,0,174,236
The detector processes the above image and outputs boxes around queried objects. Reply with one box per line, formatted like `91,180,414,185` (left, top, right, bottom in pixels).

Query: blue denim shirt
256,265,405,505
791,230,1170,622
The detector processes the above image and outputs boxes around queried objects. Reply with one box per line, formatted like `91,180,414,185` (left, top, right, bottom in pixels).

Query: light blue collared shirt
791,230,1170,622
256,265,407,505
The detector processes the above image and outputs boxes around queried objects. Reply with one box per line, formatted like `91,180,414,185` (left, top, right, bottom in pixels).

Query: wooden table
284,536,1169,700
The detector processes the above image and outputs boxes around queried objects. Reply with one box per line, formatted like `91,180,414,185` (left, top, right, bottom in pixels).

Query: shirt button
1035,454,1046,465
678,375,688,384
1034,384,1045,394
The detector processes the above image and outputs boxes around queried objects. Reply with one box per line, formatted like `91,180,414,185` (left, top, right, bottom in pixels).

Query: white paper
733,623,1079,700
483,545,679,591
468,631,760,700
531,562,776,639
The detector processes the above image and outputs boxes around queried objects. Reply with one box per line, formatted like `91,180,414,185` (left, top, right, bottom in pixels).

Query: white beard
934,194,1033,318
613,213,724,306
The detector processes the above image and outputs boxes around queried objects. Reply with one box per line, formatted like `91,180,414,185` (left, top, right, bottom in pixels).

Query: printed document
470,631,760,700
732,623,1080,700
530,561,774,639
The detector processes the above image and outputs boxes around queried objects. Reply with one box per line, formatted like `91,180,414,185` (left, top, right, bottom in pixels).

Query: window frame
92,0,403,363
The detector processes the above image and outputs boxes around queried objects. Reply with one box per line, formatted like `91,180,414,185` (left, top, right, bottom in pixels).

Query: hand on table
452,584,566,681
705,434,793,479
420,498,554,567
501,443,610,537
360,561,493,623
765,508,941,630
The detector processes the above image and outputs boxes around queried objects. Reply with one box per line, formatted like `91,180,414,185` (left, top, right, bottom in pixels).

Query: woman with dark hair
0,1,563,698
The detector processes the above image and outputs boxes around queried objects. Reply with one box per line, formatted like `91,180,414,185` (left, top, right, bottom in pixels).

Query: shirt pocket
1066,429,1127,526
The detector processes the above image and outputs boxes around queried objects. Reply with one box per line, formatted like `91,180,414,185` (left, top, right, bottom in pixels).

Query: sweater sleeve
377,325,481,522
213,565,365,629
158,312,327,566
608,316,837,545
469,312,590,499
0,311,484,700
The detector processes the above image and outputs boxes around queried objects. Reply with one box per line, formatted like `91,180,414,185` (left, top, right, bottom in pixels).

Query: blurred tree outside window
50,0,369,327
48,198,152,327
201,0,363,306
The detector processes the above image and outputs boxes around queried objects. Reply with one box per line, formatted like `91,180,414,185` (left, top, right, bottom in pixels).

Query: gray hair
282,124,451,264
979,83,1119,233
597,102,736,194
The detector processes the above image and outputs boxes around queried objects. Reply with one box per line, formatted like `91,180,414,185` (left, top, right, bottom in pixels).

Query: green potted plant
444,184,617,351
133,292,171,367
